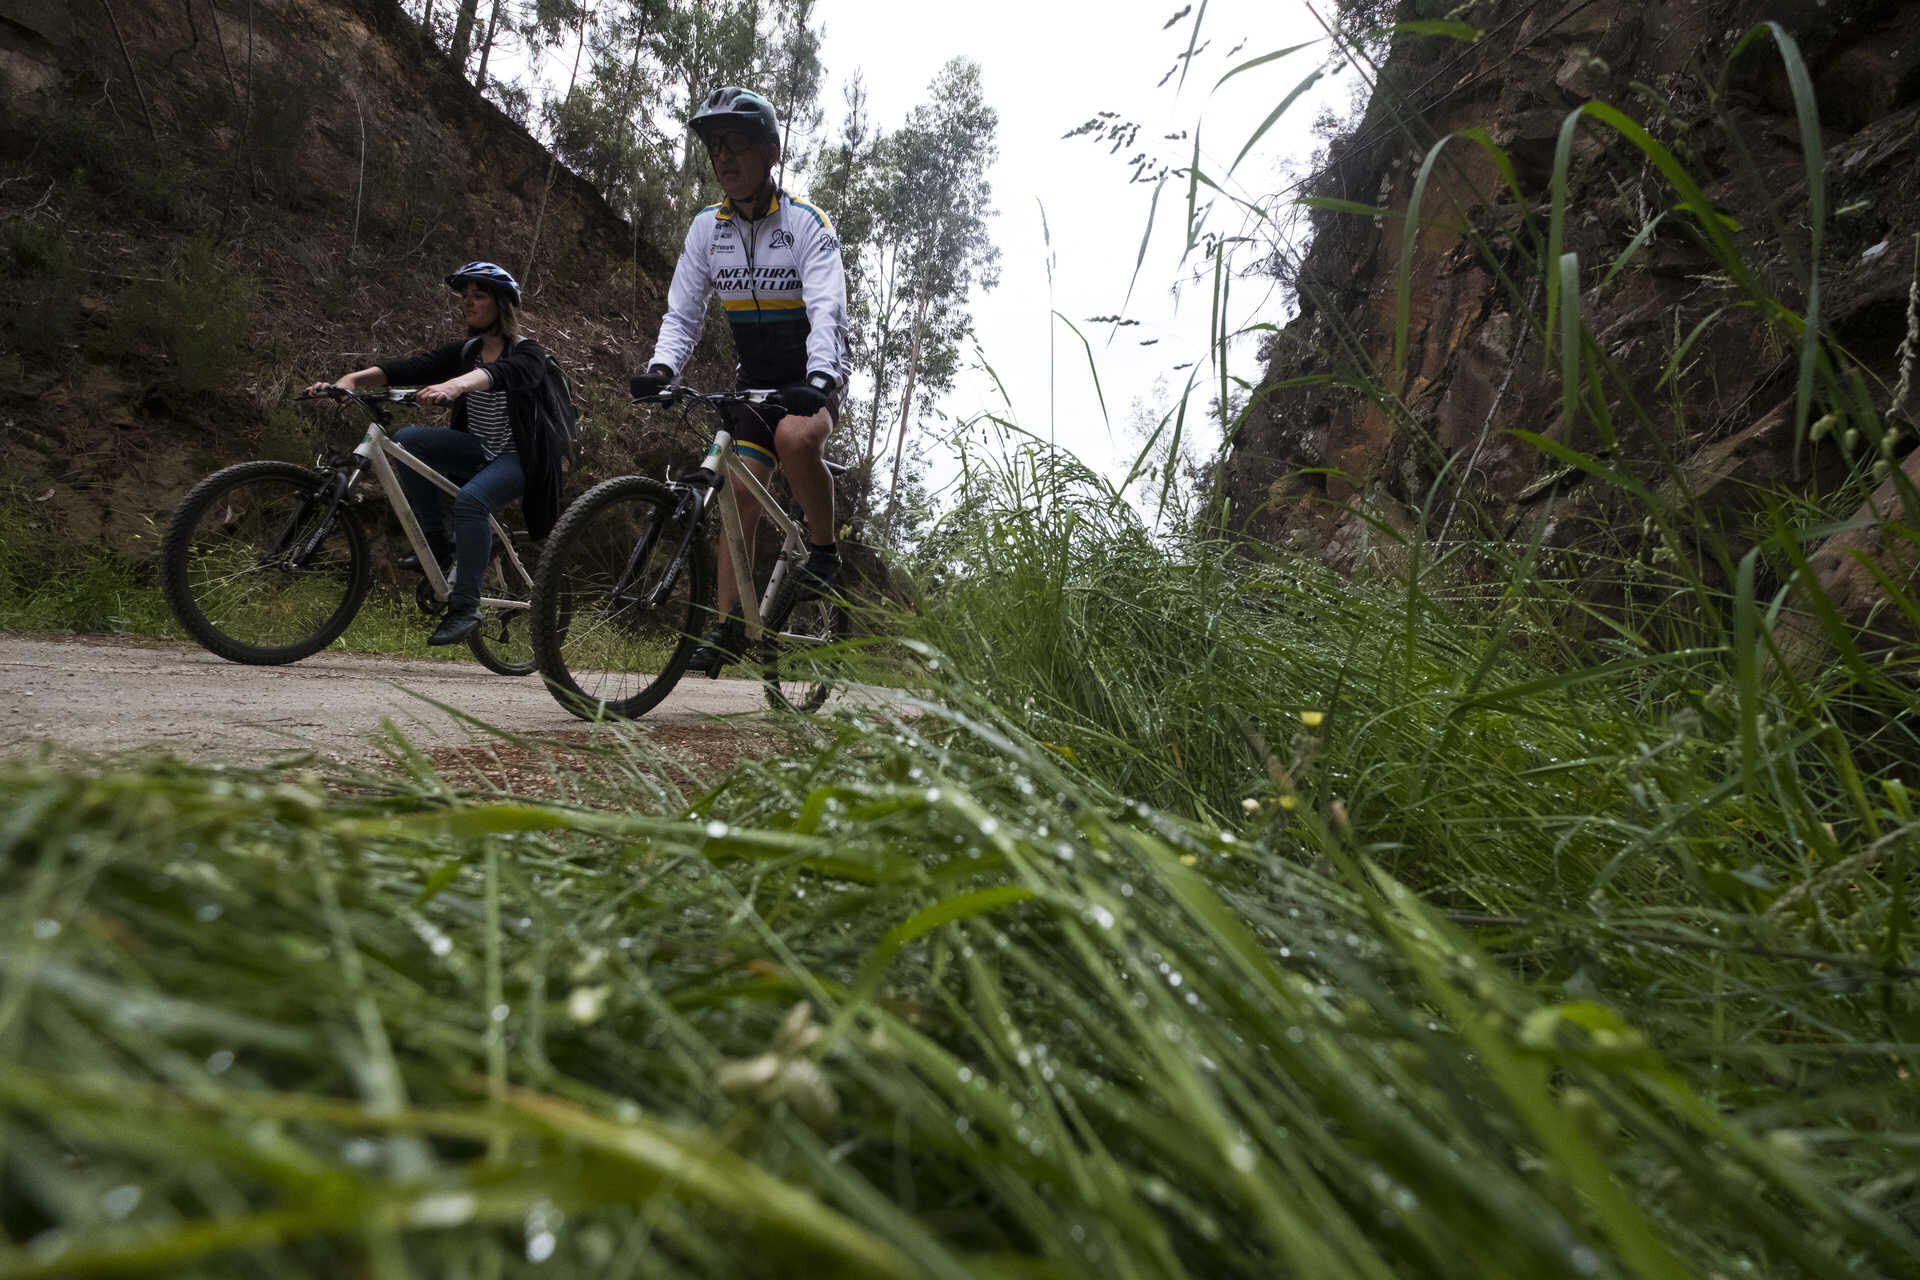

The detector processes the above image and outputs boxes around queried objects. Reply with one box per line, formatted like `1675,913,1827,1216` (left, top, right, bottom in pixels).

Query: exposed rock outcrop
1223,0,1920,645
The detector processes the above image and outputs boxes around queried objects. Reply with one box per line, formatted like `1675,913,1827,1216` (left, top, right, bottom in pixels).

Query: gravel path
0,633,822,765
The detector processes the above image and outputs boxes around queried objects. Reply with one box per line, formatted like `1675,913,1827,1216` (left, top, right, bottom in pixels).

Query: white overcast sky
806,0,1349,491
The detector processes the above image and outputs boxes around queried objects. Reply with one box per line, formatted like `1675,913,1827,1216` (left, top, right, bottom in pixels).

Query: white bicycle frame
700,405,821,648
343,417,532,613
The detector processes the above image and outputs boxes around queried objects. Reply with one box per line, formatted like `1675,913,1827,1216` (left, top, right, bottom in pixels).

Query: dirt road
0,633,829,764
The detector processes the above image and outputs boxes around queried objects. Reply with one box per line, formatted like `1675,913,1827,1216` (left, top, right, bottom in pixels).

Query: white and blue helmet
445,261,521,306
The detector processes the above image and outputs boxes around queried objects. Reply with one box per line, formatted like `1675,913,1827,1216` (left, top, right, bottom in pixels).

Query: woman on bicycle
304,261,563,646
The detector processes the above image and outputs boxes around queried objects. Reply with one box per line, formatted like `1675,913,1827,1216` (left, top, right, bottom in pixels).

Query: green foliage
3,480,1919,1273
2,222,80,360
117,235,260,396
0,491,172,636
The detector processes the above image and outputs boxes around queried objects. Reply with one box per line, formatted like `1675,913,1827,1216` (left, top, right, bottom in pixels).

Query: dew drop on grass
408,1192,477,1228
206,1049,235,1075
100,1185,142,1220
1227,1144,1256,1173
957,1066,973,1083
705,820,729,839
527,1232,557,1263
343,1138,379,1166
26,1232,66,1265
430,935,452,957
195,903,222,923
1088,906,1115,929
491,1003,510,1022
32,918,59,940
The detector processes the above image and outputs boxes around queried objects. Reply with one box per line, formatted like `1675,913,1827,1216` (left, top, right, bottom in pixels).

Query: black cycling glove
781,372,835,418
629,364,674,399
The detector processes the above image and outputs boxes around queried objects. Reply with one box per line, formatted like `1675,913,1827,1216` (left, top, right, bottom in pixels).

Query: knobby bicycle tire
532,475,713,720
759,575,850,714
467,544,537,677
161,459,371,665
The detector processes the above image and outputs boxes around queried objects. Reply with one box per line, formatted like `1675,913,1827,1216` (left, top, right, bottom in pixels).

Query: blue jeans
391,426,525,611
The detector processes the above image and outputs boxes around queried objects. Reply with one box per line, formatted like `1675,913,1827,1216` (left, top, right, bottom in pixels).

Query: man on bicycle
629,86,851,675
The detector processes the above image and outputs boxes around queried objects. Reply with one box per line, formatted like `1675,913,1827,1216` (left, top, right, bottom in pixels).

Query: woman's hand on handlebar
417,380,464,407
301,381,344,399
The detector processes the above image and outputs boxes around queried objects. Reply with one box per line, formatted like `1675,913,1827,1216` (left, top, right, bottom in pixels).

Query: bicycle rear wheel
161,460,370,665
761,587,850,714
532,476,712,719
468,541,537,676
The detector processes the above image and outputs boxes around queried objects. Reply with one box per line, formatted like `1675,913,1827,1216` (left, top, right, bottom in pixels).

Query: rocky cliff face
0,0,737,582
1222,0,1920,612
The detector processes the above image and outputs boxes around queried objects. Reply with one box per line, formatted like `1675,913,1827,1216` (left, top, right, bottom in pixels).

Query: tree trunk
474,0,503,91
449,0,481,70
882,289,932,539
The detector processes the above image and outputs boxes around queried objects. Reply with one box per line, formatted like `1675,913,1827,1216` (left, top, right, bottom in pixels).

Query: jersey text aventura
648,188,851,390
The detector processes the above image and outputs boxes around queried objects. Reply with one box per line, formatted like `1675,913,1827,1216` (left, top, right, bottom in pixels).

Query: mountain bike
160,387,536,674
530,385,851,719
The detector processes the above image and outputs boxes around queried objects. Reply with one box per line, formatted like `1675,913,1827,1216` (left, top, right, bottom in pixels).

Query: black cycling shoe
428,607,483,646
686,616,746,677
794,547,841,603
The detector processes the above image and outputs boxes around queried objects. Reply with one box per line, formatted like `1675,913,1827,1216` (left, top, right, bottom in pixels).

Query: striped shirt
465,385,515,460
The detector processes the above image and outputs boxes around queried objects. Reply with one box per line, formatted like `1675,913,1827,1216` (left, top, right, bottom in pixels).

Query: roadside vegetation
4,8,1919,1280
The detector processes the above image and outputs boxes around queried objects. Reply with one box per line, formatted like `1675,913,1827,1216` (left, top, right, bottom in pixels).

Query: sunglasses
705,132,762,160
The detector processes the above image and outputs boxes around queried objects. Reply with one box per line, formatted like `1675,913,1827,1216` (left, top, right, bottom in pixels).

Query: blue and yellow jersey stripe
784,197,832,232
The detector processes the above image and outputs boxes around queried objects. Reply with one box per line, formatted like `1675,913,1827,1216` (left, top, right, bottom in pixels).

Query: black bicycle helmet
688,86,780,147
445,261,521,306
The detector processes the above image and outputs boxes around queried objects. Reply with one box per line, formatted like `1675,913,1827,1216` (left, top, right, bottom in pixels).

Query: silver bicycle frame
348,422,532,612
702,425,818,646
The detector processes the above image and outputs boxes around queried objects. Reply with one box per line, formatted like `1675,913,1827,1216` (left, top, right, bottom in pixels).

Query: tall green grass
4,11,1919,1279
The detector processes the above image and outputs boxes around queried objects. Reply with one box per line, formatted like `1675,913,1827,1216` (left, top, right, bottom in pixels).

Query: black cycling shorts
714,381,843,469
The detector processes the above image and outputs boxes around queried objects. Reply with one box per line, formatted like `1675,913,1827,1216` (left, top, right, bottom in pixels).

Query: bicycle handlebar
297,386,422,406
633,385,786,411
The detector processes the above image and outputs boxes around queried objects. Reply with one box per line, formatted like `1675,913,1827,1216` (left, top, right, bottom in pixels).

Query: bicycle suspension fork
618,477,712,608
279,458,366,569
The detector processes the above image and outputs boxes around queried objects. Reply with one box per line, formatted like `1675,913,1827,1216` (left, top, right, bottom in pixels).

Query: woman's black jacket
377,337,566,540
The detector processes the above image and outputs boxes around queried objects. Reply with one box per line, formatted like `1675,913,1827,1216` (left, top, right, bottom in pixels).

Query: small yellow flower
1179,854,1198,867
1299,711,1325,727
1278,794,1299,811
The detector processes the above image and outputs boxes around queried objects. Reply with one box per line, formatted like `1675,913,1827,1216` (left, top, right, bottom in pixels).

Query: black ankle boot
428,607,482,646
686,616,746,677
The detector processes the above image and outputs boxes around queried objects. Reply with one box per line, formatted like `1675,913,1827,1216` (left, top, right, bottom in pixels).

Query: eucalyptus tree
813,58,999,543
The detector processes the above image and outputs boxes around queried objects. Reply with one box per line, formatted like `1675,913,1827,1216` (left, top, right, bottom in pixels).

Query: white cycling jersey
648,188,852,390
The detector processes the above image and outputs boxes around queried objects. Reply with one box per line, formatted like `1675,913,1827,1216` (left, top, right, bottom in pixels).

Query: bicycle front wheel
761,590,851,714
161,460,370,665
468,540,537,676
532,476,712,720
